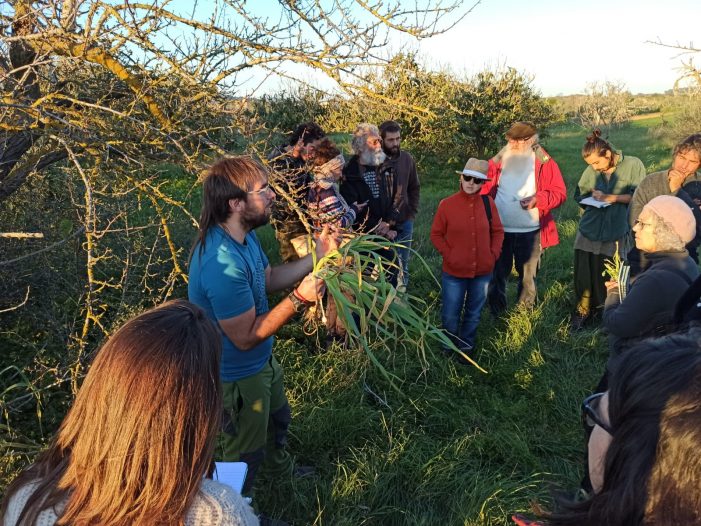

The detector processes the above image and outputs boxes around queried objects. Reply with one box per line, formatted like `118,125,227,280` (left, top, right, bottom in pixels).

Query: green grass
249,118,676,524
1,117,677,525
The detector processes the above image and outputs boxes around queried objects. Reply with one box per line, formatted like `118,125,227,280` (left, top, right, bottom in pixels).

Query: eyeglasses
247,183,272,196
582,392,612,434
462,175,485,184
634,219,653,230
367,137,383,147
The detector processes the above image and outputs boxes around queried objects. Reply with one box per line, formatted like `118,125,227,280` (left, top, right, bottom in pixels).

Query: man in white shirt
480,122,567,314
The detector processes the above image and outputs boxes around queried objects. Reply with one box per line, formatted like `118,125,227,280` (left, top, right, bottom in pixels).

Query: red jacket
480,145,566,248
430,191,504,278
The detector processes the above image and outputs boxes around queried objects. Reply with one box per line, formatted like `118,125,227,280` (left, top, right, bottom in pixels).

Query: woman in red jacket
431,158,504,361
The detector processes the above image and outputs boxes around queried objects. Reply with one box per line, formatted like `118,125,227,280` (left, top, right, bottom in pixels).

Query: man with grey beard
341,123,398,240
480,121,566,315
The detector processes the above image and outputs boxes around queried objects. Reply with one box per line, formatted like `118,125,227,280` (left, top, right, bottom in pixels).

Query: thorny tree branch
647,39,701,92
0,286,30,313
1,0,470,435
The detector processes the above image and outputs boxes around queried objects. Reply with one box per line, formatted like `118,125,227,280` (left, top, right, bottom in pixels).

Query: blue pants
488,229,541,314
395,220,414,288
441,271,492,350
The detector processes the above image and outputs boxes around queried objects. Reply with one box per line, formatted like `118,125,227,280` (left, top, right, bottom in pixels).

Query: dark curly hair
289,121,326,146
311,137,341,166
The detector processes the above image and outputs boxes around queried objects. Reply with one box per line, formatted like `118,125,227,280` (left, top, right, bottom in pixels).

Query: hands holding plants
295,272,324,303
295,225,340,304
605,280,619,294
314,225,340,260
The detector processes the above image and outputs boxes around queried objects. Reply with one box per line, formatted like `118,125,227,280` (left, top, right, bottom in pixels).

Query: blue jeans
441,271,492,350
395,220,413,288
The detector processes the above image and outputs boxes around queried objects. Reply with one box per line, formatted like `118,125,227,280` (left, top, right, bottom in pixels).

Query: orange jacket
430,191,504,278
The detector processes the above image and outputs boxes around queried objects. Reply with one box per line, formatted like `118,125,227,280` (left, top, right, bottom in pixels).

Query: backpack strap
481,194,492,225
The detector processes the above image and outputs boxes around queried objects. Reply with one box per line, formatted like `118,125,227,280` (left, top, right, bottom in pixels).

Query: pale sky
165,0,700,96
415,0,700,95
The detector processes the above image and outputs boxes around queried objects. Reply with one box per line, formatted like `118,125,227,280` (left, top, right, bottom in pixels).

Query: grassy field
250,118,677,525
0,117,677,525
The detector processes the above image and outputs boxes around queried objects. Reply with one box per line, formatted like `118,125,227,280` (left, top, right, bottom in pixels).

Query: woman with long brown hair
1,300,258,526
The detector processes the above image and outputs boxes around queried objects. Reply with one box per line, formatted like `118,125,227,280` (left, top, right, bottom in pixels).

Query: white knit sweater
3,478,259,526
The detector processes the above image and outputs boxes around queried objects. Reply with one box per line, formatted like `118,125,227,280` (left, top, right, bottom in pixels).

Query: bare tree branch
0,286,30,313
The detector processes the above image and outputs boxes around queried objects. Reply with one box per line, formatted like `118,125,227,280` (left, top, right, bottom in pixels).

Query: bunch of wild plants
309,234,486,390
602,242,623,281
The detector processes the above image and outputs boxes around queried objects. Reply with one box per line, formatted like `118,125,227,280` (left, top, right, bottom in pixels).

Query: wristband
293,288,314,304
288,291,308,313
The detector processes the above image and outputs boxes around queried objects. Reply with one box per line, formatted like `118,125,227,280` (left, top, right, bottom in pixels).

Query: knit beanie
643,195,696,243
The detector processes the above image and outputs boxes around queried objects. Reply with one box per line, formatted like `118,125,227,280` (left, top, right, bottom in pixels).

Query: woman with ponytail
570,130,646,330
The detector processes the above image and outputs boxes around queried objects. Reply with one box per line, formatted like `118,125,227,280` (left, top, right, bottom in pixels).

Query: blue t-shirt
188,226,272,382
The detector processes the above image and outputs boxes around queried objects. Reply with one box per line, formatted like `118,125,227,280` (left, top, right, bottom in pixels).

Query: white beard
501,148,534,175
359,149,386,166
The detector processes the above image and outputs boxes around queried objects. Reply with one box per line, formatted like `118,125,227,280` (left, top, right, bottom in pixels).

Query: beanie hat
643,195,696,243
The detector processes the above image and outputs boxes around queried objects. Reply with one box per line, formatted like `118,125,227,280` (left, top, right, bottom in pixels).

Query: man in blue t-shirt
189,155,335,495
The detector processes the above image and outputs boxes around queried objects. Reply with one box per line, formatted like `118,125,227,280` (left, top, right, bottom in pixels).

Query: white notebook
579,196,611,208
213,462,248,494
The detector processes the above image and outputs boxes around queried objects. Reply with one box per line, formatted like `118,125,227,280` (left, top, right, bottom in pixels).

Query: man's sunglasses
462,175,485,184
581,392,612,434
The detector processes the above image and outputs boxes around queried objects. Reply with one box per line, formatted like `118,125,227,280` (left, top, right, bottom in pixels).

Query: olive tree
575,81,634,132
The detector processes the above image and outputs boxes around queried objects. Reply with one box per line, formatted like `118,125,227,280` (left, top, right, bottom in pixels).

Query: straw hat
455,158,490,180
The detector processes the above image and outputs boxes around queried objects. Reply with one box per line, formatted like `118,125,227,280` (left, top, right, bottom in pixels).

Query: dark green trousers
574,249,608,315
219,355,293,495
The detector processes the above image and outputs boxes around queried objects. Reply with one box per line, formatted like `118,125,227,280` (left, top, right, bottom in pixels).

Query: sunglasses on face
462,175,485,184
582,392,612,434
